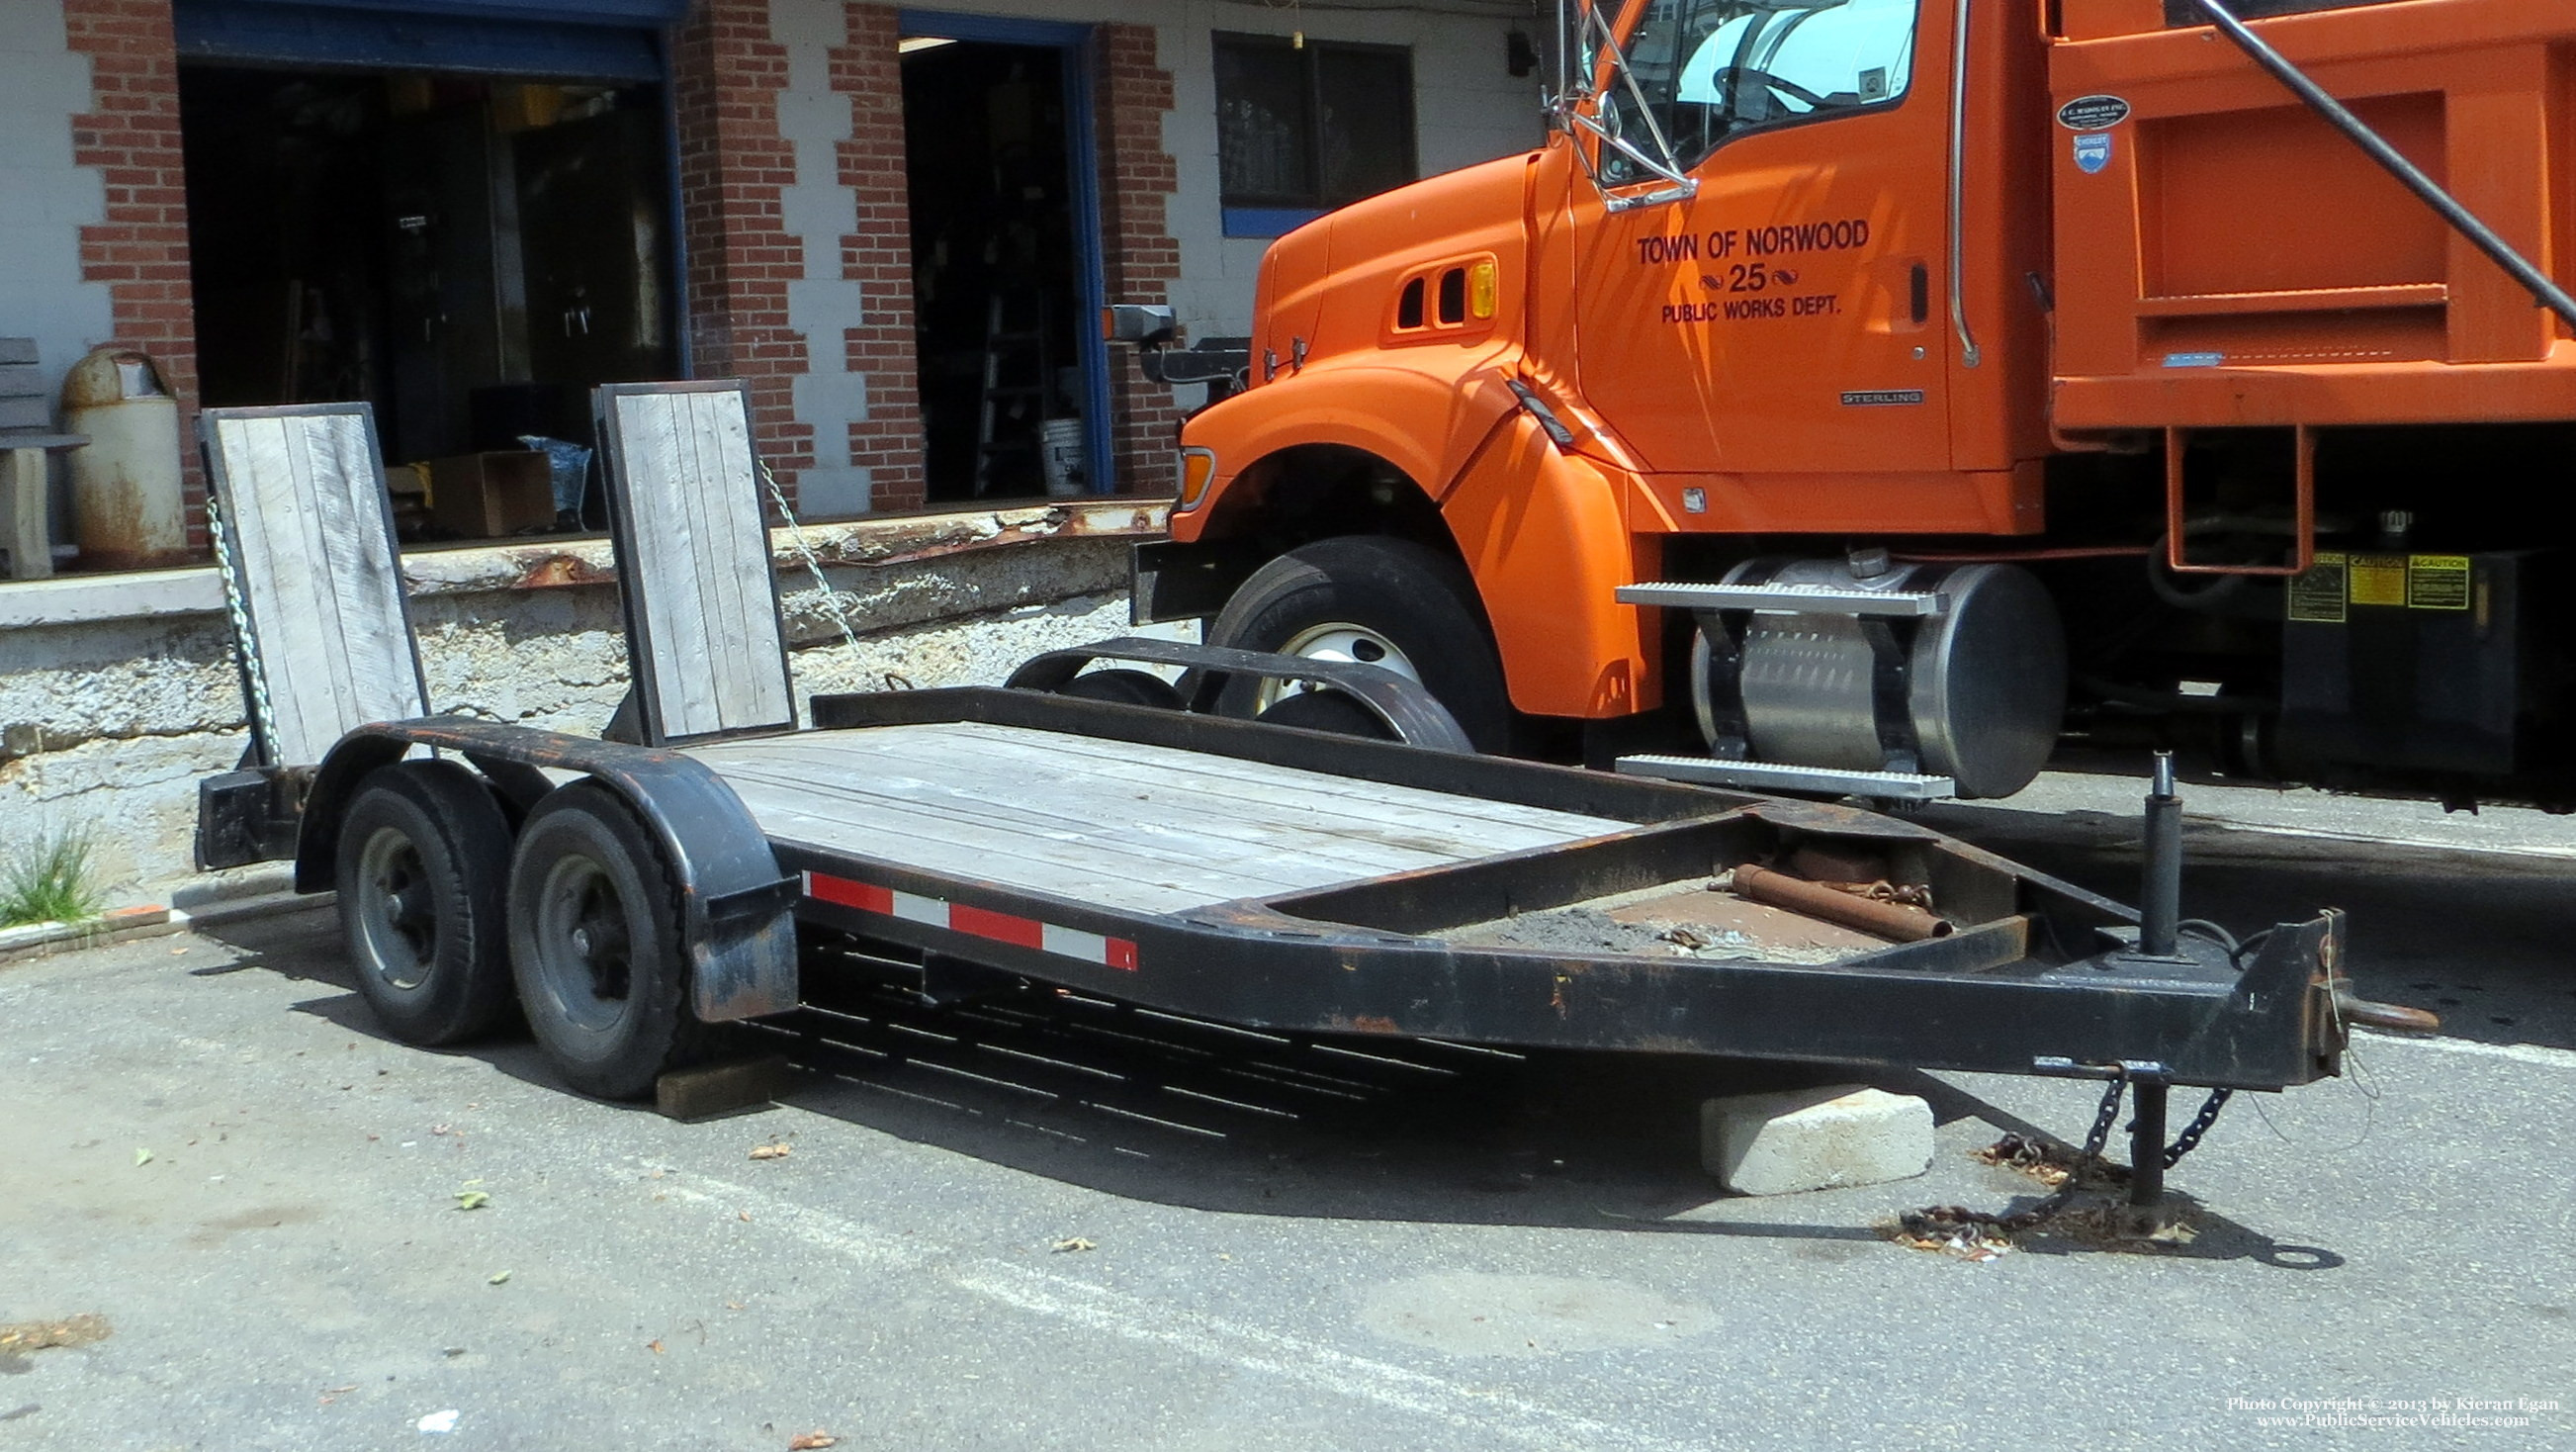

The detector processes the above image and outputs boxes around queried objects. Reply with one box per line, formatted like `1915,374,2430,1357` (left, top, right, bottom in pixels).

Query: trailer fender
298,718,799,1022
1441,410,1660,719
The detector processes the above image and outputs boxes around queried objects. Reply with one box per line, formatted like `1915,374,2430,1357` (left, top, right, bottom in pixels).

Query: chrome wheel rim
1254,621,1423,712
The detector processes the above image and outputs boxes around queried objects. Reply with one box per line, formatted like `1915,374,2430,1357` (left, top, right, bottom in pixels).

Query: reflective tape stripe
801,871,1138,971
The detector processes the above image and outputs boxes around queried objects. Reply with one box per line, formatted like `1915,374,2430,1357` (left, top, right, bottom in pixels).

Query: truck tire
335,761,516,1046
1207,535,1513,752
505,779,710,1100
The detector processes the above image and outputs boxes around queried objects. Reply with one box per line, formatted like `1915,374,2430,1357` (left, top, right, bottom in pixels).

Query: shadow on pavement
195,900,2350,1267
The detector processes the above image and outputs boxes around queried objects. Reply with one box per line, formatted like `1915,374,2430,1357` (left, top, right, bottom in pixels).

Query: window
1598,0,1918,184
1214,34,1416,234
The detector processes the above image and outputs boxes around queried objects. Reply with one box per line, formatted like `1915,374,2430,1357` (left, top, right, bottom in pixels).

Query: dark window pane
1316,47,1413,205
1215,39,1311,206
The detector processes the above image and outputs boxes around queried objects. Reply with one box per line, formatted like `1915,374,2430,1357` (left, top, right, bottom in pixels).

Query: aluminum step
1616,581,1946,616
1615,754,1956,800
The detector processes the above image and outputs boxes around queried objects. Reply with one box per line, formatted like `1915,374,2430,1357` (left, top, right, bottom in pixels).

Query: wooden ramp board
686,722,1635,917
200,404,425,768
595,380,794,744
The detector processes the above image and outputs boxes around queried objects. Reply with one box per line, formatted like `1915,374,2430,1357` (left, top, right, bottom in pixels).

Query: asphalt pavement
3,778,2572,1451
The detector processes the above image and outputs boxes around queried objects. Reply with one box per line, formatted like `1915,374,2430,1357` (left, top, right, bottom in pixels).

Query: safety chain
1903,1073,2239,1241
756,457,865,658
204,490,282,767
2162,1087,2235,1170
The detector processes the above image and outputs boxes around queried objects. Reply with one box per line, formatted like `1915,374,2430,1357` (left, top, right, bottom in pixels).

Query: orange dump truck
1121,0,2576,807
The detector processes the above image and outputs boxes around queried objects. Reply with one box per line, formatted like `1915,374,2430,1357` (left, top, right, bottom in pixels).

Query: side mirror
1102,305,1178,346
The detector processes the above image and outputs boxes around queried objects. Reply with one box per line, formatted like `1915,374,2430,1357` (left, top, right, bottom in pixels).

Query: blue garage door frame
174,0,696,375
899,10,1116,498
173,0,690,81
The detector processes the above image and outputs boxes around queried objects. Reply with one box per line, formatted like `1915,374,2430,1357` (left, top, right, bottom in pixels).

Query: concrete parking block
1701,1084,1934,1195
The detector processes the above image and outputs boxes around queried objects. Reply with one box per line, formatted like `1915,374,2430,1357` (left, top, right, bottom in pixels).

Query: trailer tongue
199,388,2424,1228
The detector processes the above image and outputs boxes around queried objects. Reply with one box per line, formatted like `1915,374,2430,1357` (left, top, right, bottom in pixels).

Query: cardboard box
423,450,555,537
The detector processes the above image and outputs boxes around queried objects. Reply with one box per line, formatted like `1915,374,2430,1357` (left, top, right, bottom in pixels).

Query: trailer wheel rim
1255,622,1423,712
353,825,437,992
530,853,636,1035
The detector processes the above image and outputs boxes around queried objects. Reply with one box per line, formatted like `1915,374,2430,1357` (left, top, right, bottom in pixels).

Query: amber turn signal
1177,447,1218,510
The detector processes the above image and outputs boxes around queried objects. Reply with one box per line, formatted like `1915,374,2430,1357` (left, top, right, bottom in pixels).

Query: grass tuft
0,826,106,929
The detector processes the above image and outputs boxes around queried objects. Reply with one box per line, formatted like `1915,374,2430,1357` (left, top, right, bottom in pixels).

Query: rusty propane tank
62,346,187,569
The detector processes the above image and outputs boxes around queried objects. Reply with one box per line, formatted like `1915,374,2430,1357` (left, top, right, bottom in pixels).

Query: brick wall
62,0,203,553
832,4,924,511
670,0,814,505
1096,24,1184,499
671,0,924,517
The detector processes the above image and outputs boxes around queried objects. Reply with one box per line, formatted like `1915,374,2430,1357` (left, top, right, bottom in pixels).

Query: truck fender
1176,362,1514,544
1442,410,1660,719
298,718,799,1022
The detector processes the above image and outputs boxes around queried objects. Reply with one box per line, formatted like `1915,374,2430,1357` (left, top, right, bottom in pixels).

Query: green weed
0,826,105,929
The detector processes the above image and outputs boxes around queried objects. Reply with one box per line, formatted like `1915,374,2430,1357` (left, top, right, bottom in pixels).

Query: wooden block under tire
654,1054,797,1121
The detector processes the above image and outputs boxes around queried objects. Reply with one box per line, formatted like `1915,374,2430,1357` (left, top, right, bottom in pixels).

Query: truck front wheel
1207,535,1514,752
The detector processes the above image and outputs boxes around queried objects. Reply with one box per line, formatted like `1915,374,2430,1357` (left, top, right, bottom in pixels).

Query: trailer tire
1208,535,1512,751
335,761,516,1046
505,779,710,1100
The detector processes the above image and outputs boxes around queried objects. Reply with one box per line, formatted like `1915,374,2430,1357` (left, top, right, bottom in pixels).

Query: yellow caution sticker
2349,554,2409,607
2287,552,2348,624
2407,554,2471,610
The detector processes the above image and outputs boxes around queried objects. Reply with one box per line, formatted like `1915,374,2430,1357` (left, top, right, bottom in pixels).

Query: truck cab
1136,0,2576,811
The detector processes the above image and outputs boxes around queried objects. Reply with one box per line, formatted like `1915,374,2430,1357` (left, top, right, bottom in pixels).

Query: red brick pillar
672,0,924,516
1097,24,1184,499
834,4,925,512
670,0,814,501
63,0,206,553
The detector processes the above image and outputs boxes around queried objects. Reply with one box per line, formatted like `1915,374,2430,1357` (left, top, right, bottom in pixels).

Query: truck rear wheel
1207,535,1513,752
505,779,709,1100
335,761,516,1046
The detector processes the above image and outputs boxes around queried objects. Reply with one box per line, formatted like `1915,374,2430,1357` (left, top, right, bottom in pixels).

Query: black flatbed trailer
292,679,2374,1210
196,384,2412,1224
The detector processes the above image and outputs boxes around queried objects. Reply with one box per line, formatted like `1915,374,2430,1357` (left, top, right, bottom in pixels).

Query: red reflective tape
1107,939,1139,971
805,871,892,915
949,902,1045,950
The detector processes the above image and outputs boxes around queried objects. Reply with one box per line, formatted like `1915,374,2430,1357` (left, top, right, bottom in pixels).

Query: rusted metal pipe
2333,991,2442,1035
1732,863,1951,943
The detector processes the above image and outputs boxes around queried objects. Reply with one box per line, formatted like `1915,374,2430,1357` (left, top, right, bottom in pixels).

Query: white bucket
1038,417,1086,497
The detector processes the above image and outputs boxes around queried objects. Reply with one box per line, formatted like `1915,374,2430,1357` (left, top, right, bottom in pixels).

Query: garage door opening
179,65,676,539
899,24,1108,504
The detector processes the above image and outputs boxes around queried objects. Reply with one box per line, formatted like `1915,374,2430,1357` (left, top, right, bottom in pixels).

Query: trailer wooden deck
684,722,1635,915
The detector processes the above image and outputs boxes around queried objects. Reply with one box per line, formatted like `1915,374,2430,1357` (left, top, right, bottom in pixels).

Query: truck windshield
1597,0,1917,183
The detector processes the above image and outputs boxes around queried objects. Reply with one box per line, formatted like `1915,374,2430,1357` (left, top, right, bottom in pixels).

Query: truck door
1568,0,1949,480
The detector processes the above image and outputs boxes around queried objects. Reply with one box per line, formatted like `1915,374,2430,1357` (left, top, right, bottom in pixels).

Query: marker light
1178,447,1218,510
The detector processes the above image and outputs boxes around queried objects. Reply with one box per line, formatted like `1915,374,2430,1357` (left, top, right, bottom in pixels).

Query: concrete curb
2,866,333,965
0,904,181,963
